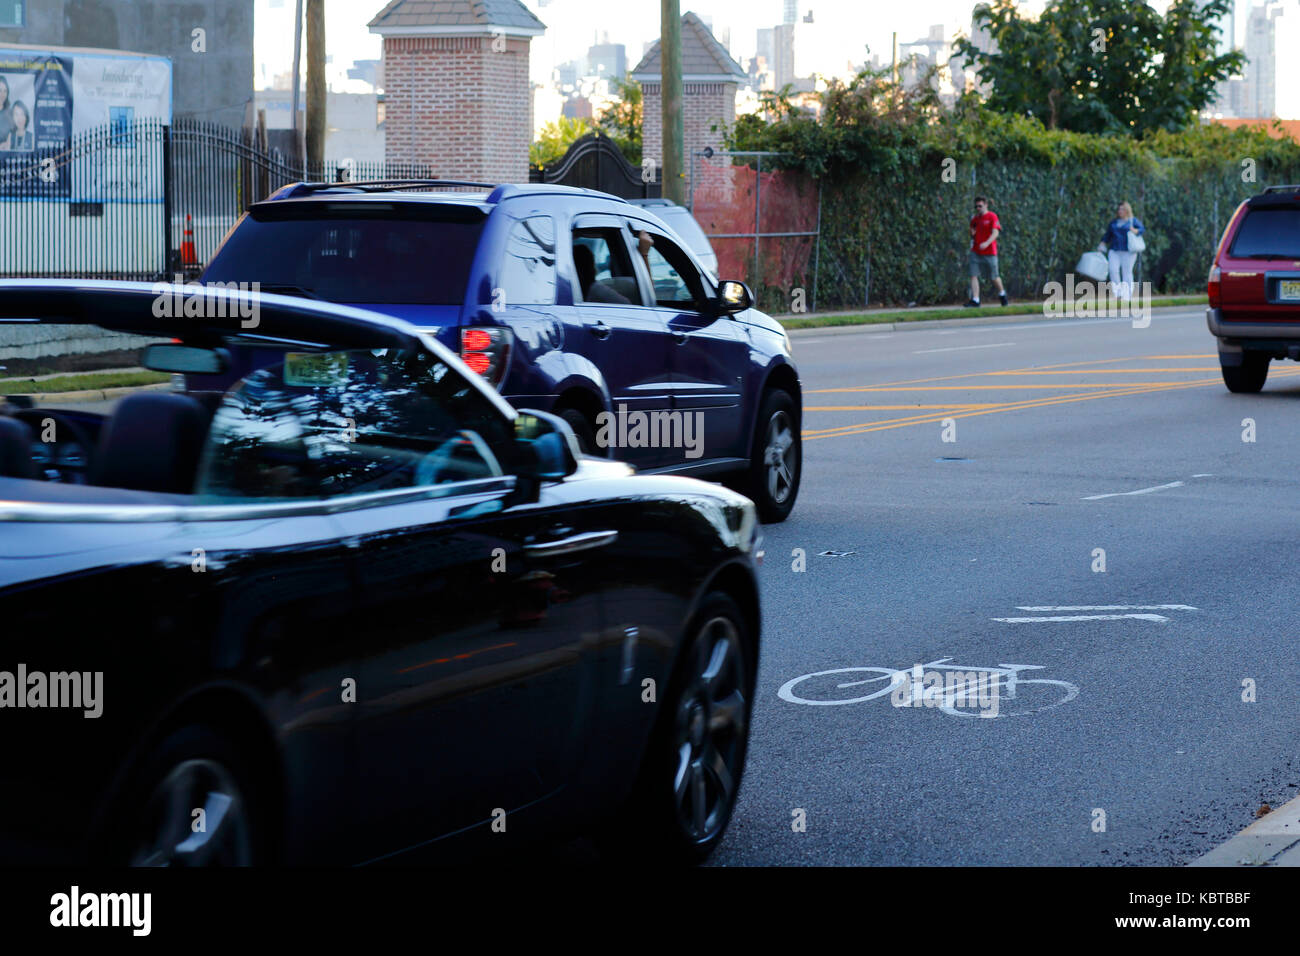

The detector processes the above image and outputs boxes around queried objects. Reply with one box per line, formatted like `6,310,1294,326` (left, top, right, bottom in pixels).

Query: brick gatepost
369,0,546,183
632,11,745,198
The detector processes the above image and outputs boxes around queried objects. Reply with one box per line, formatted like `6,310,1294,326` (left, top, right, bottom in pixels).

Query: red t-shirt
970,211,1001,255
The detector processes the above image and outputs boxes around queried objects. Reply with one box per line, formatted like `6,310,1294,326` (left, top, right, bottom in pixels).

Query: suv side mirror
716,280,753,315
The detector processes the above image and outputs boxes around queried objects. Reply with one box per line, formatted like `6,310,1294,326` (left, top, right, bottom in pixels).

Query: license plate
1280,279,1300,301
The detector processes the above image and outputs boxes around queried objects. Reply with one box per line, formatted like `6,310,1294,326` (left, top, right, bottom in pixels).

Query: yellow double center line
801,362,1300,442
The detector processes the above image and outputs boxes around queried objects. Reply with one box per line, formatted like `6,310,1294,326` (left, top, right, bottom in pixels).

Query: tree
953,0,1244,136
597,75,642,165
529,115,595,169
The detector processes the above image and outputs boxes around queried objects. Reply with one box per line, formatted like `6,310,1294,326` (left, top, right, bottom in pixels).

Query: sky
253,0,1226,91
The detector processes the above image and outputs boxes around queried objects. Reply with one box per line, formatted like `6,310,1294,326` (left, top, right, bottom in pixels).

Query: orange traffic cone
180,214,196,266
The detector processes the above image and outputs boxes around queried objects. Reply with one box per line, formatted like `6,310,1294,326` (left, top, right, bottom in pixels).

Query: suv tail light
461,326,512,388
1208,265,1221,308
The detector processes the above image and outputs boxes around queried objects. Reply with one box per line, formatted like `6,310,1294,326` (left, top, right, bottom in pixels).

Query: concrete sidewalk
1190,793,1300,866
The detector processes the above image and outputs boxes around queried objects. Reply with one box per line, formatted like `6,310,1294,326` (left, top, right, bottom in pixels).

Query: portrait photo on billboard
0,72,36,151
0,50,73,196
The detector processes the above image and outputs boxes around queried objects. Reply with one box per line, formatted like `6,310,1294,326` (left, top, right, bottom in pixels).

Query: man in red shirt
967,196,1008,307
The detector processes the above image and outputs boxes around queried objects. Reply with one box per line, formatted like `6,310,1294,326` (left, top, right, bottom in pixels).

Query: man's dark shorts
968,251,999,280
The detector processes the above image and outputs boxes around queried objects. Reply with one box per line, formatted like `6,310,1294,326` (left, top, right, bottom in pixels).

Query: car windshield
203,208,484,304
1228,208,1300,259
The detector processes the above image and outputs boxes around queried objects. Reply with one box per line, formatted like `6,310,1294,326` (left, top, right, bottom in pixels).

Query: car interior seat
0,416,38,480
90,392,212,494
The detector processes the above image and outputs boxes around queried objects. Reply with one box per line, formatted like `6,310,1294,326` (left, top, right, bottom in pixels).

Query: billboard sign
0,46,172,200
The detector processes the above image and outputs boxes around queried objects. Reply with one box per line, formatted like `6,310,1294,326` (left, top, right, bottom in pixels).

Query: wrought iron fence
0,117,436,281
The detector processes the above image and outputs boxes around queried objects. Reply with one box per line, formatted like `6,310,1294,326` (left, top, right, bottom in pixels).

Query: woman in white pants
1098,201,1145,301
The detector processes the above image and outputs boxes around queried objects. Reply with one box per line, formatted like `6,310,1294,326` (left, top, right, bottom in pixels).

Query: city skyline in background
252,0,1298,137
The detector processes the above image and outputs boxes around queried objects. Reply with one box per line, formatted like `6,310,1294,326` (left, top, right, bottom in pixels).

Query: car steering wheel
12,409,95,483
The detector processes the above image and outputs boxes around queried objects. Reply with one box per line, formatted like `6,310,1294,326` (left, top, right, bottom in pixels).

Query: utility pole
291,0,305,170
661,0,685,205
305,0,325,174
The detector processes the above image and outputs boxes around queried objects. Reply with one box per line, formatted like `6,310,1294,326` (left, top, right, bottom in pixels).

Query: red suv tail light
460,326,512,388
1207,266,1221,309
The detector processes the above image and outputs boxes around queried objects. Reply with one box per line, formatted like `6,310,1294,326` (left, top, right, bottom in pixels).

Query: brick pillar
382,34,533,182
640,79,736,197
641,81,663,174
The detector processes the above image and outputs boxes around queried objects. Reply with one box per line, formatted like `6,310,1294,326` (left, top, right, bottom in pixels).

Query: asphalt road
712,306,1300,866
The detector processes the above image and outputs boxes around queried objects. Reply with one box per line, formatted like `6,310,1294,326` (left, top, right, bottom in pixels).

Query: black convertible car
0,280,761,865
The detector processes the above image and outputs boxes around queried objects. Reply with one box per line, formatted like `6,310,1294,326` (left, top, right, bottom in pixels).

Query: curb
1190,792,1300,867
784,303,1207,338
5,382,171,404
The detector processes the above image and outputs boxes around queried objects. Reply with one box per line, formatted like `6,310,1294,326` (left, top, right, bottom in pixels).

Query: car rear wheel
742,388,801,522
1222,352,1270,393
110,725,267,866
610,592,753,865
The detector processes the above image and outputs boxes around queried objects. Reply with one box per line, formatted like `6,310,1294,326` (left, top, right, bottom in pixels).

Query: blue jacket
1103,216,1145,252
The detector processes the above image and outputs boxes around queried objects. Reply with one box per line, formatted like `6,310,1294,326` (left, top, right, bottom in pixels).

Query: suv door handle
524,530,618,558
590,321,611,340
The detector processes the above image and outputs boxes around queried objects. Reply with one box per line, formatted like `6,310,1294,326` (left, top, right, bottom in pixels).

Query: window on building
0,2,24,28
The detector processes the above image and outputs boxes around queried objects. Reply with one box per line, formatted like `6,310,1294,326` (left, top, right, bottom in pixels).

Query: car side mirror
716,280,753,315
512,409,579,480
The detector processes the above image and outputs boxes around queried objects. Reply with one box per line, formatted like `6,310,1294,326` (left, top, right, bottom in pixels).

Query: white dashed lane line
912,342,1016,354
1081,475,1214,501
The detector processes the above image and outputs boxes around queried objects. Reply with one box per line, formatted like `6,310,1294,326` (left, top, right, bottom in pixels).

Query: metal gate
531,133,659,199
0,117,435,280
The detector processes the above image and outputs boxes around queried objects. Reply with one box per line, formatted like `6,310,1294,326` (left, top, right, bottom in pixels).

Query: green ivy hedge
724,85,1300,309
813,155,1300,309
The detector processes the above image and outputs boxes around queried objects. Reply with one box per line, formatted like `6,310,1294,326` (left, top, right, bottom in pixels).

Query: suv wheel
557,407,597,456
742,388,801,522
1222,352,1270,393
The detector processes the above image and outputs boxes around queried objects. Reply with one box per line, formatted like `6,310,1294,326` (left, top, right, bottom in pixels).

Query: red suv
1208,184,1300,392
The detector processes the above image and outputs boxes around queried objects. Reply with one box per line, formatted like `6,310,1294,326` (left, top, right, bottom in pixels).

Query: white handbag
1076,251,1108,281
1128,231,1146,253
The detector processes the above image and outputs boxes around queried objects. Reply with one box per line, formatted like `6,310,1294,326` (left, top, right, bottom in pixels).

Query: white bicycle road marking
994,604,1197,624
777,658,1079,718
1015,605,1199,611
994,613,1171,623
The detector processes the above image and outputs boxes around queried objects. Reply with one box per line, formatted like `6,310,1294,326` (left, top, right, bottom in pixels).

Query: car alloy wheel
671,613,748,845
764,409,797,506
130,758,253,866
741,387,801,522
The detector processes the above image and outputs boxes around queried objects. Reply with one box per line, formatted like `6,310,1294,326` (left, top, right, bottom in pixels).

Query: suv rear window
1228,207,1300,259
204,206,484,304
